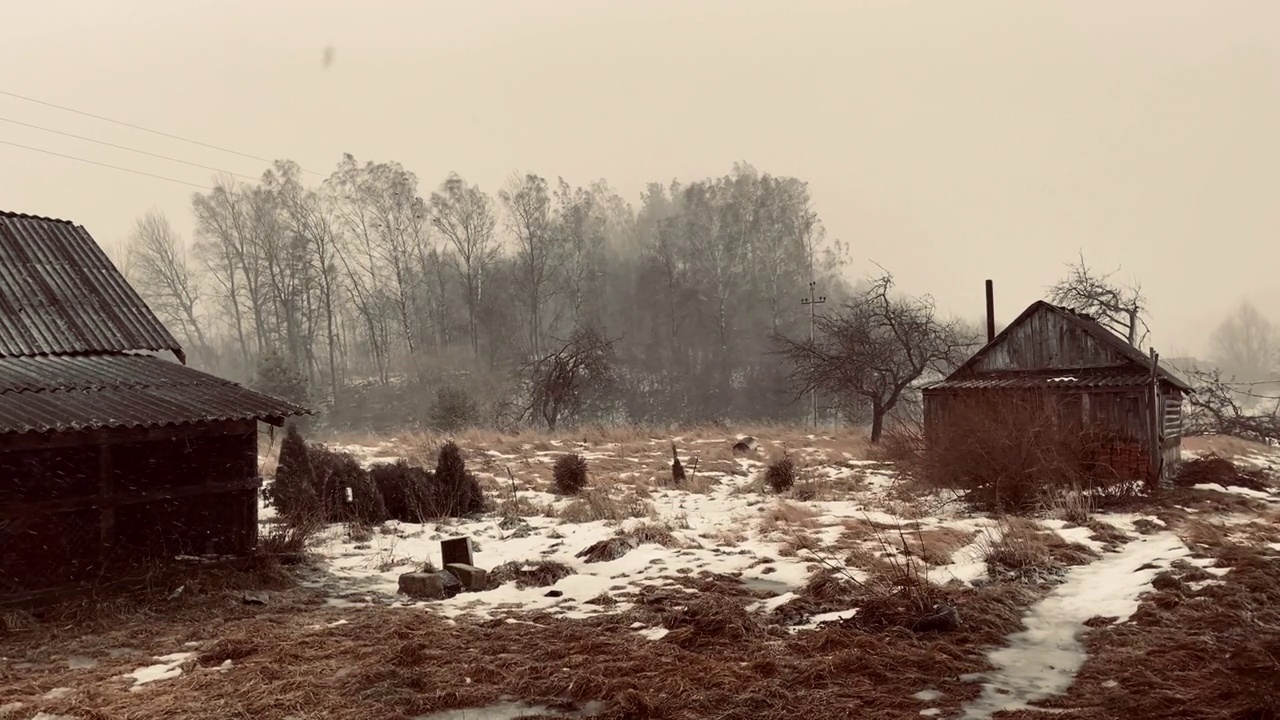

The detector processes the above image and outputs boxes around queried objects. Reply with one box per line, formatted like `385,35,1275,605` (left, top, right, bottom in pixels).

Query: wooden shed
922,300,1193,487
0,211,308,607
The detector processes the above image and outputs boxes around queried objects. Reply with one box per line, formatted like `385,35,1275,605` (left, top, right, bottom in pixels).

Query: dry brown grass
488,560,577,589
1018,541,1280,719
0,542,1077,720
979,517,1098,582
557,488,654,524
757,501,822,535
888,526,979,566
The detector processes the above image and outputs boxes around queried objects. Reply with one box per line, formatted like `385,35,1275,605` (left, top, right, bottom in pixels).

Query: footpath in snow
960,533,1193,718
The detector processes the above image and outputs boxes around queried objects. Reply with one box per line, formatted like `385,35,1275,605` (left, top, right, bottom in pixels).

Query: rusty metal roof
0,211,184,361
924,373,1166,392
0,354,309,435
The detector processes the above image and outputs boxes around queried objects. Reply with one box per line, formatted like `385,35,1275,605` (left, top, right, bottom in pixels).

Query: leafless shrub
1182,367,1280,445
258,513,325,557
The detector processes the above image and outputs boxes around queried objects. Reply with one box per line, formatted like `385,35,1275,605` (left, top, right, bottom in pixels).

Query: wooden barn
922,298,1193,487
0,211,308,607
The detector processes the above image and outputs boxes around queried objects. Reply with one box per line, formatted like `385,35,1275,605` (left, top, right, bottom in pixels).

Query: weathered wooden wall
0,420,260,603
923,383,1185,484
968,305,1131,373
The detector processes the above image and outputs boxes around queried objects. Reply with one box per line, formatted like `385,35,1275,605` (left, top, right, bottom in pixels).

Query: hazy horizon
3,0,1278,359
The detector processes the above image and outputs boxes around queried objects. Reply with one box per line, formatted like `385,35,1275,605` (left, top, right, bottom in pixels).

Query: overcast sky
2,0,1277,358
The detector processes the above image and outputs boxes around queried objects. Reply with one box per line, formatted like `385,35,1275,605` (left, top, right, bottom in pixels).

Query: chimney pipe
985,279,995,343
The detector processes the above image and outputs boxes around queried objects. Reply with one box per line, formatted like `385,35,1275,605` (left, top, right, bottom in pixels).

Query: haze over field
2,0,1279,358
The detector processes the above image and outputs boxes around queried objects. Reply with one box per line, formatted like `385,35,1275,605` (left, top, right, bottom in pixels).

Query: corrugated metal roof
924,373,1162,391
0,211,184,361
0,354,309,435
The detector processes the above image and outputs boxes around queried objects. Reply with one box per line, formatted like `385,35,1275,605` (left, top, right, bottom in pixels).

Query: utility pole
801,280,826,429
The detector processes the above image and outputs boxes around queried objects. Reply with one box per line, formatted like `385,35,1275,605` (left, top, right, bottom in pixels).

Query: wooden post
1148,348,1163,490
98,441,115,563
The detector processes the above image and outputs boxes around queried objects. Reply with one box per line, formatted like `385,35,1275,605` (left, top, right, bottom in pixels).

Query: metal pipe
985,279,995,343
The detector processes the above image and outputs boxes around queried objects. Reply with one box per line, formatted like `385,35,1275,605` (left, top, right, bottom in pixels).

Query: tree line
122,158,860,429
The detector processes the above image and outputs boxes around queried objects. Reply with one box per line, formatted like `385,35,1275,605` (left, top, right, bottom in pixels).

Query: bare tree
1049,252,1148,347
269,160,345,402
1210,301,1276,383
126,210,209,361
430,173,499,357
192,179,261,375
775,272,971,442
522,326,618,430
1183,367,1280,445
500,174,559,357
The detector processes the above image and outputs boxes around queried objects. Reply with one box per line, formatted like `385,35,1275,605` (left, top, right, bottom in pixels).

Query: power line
0,115,258,181
0,88,324,176
0,139,210,189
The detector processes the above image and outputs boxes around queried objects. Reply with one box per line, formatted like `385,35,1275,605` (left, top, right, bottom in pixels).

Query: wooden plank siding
922,383,1186,485
968,305,1132,373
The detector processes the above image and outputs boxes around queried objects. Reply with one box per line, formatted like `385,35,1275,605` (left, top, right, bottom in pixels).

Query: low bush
432,441,486,517
310,444,387,524
369,460,436,523
765,455,797,493
265,424,320,523
552,453,590,495
429,386,479,432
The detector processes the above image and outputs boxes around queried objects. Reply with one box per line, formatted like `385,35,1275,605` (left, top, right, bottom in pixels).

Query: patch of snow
912,689,942,702
65,655,97,670
960,533,1191,719
1042,520,1108,553
124,652,196,690
42,687,72,700
1191,483,1275,500
933,528,1000,585
638,626,670,641
213,659,234,672
748,592,798,614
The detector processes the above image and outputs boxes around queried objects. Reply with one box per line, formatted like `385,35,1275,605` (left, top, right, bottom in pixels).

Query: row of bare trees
121,159,852,427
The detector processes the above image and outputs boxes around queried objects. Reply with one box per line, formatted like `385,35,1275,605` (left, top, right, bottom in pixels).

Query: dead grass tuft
758,501,822,534
557,488,654,524
1175,453,1275,492
890,526,978,566
1086,519,1132,549
980,518,1097,583
624,521,682,548
488,560,577,589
